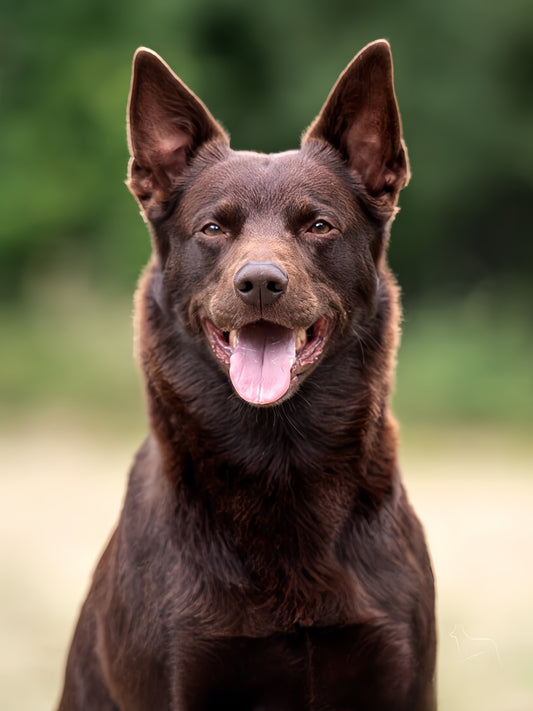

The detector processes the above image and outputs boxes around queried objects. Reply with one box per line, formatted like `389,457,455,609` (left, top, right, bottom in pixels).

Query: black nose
234,262,289,307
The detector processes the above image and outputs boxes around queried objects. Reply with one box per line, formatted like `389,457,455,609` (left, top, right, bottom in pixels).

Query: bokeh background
1,0,532,709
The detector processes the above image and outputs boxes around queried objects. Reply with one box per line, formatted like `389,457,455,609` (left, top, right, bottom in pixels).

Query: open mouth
202,317,331,405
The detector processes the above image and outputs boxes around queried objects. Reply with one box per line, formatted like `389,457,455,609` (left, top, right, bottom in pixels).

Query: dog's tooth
295,328,307,351
229,330,238,347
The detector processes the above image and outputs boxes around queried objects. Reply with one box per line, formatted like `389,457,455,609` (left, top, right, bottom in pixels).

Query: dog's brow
212,202,246,230
285,203,321,224
284,200,343,229
191,201,246,232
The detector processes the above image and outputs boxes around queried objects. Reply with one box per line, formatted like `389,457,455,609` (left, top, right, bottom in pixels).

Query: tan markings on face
182,149,360,333
191,216,322,332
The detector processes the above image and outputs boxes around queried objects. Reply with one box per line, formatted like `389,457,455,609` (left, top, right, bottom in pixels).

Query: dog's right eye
201,223,222,237
308,220,334,235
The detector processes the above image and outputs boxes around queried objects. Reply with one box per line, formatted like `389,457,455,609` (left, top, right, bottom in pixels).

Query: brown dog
57,40,436,710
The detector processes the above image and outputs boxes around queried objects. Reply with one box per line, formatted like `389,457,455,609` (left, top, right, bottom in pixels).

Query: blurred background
1,0,532,709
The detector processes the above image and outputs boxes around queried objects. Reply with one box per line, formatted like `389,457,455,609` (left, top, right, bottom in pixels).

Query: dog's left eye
201,223,222,236
308,220,334,235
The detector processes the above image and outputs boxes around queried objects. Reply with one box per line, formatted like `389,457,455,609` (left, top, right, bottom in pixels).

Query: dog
57,39,436,710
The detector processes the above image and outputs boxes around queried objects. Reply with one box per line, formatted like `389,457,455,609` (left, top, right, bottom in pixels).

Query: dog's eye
201,223,222,237
308,220,333,235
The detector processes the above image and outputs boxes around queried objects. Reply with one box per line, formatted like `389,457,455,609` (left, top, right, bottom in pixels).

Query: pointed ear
302,40,410,201
127,48,229,217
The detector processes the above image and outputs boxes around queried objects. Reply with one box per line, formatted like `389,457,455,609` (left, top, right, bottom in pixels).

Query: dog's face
127,41,409,406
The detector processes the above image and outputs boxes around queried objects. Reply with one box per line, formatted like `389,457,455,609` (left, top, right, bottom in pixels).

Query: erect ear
127,47,229,218
302,40,410,202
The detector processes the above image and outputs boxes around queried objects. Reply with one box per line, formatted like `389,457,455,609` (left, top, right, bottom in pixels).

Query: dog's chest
173,623,412,711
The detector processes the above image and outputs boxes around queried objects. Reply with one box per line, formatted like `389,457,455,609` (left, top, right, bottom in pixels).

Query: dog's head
127,41,409,407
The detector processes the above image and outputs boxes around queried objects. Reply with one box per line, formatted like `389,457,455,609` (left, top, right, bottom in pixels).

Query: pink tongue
229,323,296,404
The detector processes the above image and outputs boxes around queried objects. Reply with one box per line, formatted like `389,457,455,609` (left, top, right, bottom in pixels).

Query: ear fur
127,48,229,218
302,40,410,201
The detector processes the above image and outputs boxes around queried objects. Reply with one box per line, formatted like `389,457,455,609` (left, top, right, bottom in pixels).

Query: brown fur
57,40,436,710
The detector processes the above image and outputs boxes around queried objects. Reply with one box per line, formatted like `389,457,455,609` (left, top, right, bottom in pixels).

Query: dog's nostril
267,281,283,293
234,262,288,307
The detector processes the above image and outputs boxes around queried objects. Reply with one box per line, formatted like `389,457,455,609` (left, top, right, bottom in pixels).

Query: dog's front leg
57,595,119,711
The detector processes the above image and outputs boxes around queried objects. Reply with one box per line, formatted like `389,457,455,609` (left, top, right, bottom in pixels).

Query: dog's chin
201,316,332,406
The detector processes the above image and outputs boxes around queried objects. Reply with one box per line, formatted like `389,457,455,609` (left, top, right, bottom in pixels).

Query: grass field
1,417,532,711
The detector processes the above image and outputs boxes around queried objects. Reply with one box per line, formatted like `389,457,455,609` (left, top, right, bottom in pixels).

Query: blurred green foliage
2,0,533,300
